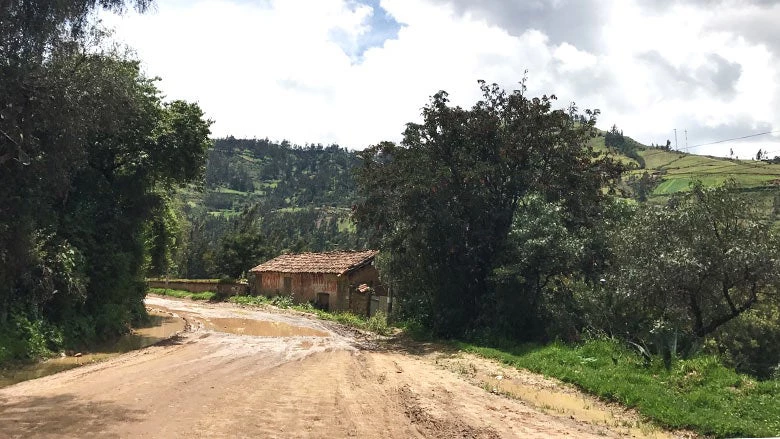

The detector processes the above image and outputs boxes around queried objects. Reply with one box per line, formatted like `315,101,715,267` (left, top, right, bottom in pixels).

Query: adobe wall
346,265,386,316
248,265,384,314
252,272,345,309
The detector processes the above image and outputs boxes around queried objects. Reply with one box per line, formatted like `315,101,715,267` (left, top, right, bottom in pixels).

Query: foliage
145,197,185,277
176,137,370,278
354,81,623,336
0,0,211,360
605,181,780,355
366,311,389,335
706,300,780,379
460,337,780,438
487,194,586,339
214,206,272,278
270,294,295,308
0,311,64,362
229,295,272,307
604,124,645,168
148,288,215,301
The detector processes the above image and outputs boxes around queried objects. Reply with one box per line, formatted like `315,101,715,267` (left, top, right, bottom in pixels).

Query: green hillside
172,137,369,279
591,130,780,206
175,133,780,279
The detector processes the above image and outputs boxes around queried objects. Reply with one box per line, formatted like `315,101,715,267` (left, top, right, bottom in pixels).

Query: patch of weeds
366,311,389,335
271,295,294,308
149,288,215,301
228,295,270,306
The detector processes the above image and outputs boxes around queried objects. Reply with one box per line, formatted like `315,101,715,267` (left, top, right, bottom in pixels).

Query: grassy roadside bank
458,338,779,438
148,288,216,301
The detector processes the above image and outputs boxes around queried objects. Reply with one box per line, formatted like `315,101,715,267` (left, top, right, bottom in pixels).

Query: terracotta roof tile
248,250,379,275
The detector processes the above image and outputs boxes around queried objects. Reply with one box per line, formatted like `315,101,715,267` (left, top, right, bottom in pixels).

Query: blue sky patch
331,0,402,63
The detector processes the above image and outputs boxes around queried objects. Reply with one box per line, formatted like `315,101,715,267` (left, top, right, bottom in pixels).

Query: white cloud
100,0,780,157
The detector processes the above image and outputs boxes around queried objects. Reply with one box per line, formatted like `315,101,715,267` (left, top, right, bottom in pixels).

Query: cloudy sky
101,0,780,157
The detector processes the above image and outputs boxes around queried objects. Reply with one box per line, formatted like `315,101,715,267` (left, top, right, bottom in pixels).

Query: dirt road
0,296,683,438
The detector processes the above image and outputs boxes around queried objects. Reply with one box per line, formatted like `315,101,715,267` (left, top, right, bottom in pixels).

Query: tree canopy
354,81,623,336
608,181,780,344
0,0,212,359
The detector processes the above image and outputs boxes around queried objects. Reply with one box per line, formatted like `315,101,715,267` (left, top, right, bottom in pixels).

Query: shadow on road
0,393,145,438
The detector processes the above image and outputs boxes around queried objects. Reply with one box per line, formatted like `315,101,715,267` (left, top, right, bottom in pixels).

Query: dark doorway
316,293,330,311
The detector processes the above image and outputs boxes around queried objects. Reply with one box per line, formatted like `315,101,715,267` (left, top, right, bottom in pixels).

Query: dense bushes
707,301,780,379
0,312,63,363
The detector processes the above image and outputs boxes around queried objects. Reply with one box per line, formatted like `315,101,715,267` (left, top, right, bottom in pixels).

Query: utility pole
684,129,688,150
674,129,678,150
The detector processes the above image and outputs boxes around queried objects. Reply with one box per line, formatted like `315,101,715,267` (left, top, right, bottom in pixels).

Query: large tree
608,181,780,346
0,0,212,354
354,81,622,336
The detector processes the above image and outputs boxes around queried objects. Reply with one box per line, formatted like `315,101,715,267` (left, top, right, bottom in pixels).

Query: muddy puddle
0,309,184,389
205,317,328,337
479,372,671,438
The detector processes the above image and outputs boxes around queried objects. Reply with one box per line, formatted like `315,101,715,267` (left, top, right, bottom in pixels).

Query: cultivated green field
591,132,780,200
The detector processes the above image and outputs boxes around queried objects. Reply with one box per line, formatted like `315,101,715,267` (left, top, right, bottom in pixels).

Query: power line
686,130,780,150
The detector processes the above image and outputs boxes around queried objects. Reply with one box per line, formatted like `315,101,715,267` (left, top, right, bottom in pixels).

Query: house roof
248,250,379,276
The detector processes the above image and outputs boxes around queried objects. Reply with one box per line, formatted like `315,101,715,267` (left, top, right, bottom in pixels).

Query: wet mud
204,317,328,337
0,309,184,388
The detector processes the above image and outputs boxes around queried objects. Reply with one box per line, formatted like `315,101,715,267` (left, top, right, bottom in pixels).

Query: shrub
271,294,294,308
707,300,780,379
0,312,65,363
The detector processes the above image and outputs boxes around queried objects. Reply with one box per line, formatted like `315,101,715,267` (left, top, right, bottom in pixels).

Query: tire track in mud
0,296,688,438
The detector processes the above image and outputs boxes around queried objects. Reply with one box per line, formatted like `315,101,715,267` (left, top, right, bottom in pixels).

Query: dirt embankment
0,296,688,438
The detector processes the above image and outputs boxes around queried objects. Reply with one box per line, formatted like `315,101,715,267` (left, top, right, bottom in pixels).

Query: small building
248,250,387,315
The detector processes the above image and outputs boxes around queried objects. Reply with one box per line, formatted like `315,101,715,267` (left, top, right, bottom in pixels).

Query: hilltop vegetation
163,137,369,279
168,122,780,283
593,127,780,208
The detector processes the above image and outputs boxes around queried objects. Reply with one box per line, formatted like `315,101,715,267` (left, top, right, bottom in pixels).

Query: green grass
207,210,242,218
653,175,780,195
148,288,215,301
228,295,391,335
590,131,780,198
337,217,356,233
213,187,248,195
459,338,780,438
633,147,780,196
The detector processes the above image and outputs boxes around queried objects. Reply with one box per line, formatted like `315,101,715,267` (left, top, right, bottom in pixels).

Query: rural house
248,250,387,315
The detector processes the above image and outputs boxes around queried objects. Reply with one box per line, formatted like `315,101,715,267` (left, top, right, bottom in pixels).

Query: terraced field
591,134,780,199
